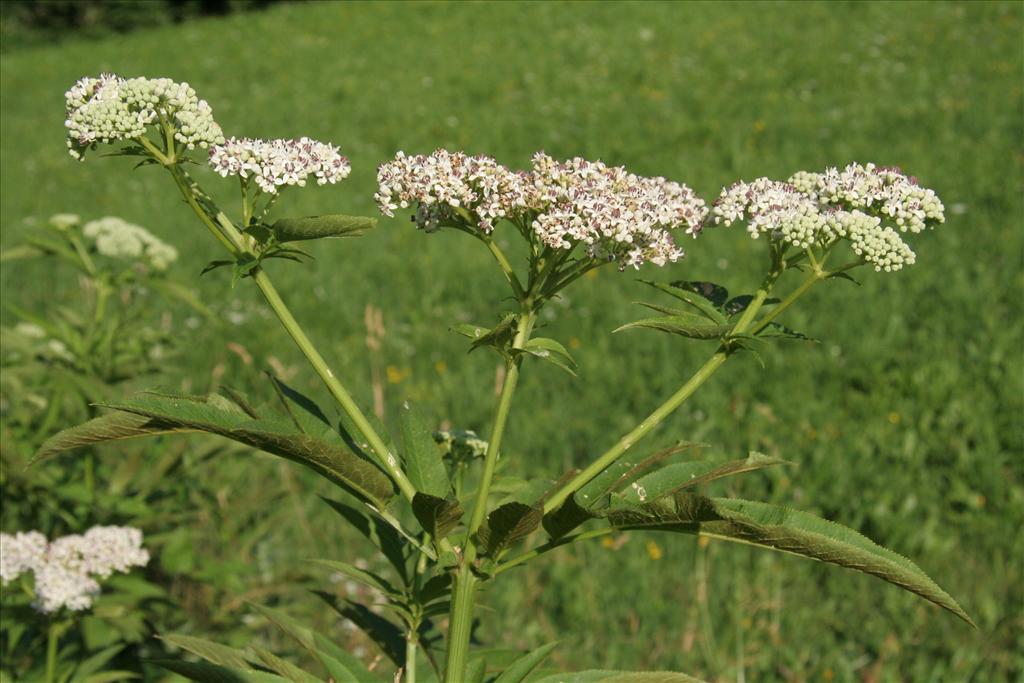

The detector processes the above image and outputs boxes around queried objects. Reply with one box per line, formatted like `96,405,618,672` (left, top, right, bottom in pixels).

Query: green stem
163,162,422,505
748,257,867,336
137,136,171,166
45,620,60,683
749,270,818,335
166,165,242,256
480,233,525,299
443,566,477,683
494,527,615,575
66,233,97,277
406,635,417,683
85,452,94,502
250,268,418,503
543,273,779,514
445,302,538,683
466,309,537,536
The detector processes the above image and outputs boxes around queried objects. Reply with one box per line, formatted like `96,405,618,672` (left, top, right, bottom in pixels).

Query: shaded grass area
2,1,1022,680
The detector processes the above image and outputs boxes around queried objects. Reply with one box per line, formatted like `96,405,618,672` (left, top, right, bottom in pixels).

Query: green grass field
2,1,1022,680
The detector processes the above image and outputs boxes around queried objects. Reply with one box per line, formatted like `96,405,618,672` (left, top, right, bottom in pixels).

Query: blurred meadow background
1,1,1022,681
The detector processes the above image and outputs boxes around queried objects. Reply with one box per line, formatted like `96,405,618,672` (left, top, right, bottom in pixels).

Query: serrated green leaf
80,673,139,683
757,323,816,342
200,260,234,276
34,391,395,507
248,603,316,652
158,634,252,669
614,315,731,340
451,323,490,340
492,642,559,683
533,671,708,683
474,314,518,353
607,493,973,625
272,214,376,242
320,497,409,584
640,281,727,323
250,648,321,683
312,650,357,683
419,572,453,603
314,592,405,666
412,493,463,540
671,281,729,308
309,559,402,598
828,271,861,285
313,634,386,683
149,659,287,683
724,294,780,316
519,337,577,376
400,401,451,497
69,645,125,681
542,494,595,540
32,411,179,460
619,452,787,504
476,503,543,557
465,657,487,683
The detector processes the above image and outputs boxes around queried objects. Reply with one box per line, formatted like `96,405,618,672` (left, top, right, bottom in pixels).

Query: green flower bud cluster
82,216,179,270
824,210,916,272
712,163,944,273
789,163,945,233
65,74,224,160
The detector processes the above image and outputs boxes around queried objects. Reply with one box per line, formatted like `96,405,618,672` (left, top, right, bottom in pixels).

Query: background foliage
1,2,1021,681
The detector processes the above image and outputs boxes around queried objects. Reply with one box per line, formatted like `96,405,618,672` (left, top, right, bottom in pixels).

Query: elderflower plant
44,72,970,683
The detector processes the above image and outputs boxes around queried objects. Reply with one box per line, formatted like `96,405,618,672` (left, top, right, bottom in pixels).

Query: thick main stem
445,307,537,682
405,635,417,683
443,566,478,683
45,621,60,683
467,310,537,535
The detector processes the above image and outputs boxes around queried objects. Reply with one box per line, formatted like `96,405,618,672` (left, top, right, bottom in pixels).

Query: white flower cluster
83,216,178,270
711,163,943,272
375,149,707,268
376,150,529,232
529,153,708,267
0,526,149,613
789,163,945,233
208,137,351,194
65,74,224,159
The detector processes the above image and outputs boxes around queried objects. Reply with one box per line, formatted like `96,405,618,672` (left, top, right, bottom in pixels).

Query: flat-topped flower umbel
376,149,707,269
0,527,149,613
711,163,945,272
209,136,351,194
64,74,224,160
